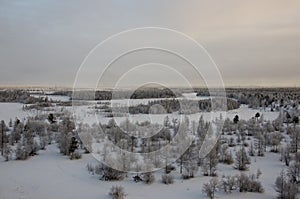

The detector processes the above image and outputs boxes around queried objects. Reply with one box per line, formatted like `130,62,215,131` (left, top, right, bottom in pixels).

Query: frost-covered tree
275,170,297,199
116,149,132,172
290,127,300,153
269,132,282,153
58,117,75,156
274,112,284,132
219,144,234,164
255,134,265,157
58,131,72,155
0,120,7,156
288,161,300,183
23,122,38,157
39,127,49,150
10,118,22,145
249,142,255,156
16,141,28,160
202,146,219,176
180,141,199,179
281,146,291,166
235,146,250,171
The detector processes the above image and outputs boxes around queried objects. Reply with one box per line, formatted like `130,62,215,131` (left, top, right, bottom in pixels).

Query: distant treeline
71,88,181,100
0,90,43,104
127,98,240,114
196,87,300,109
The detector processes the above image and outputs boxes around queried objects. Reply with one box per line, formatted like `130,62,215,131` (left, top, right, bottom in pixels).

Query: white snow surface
0,144,281,199
0,99,282,199
0,103,31,124
75,104,279,126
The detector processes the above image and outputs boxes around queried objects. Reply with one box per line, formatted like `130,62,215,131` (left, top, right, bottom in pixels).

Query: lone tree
233,115,239,124
255,112,260,121
48,113,56,124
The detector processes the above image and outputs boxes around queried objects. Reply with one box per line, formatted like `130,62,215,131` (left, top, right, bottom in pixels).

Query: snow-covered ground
73,104,279,126
0,97,283,199
0,102,32,124
0,144,282,199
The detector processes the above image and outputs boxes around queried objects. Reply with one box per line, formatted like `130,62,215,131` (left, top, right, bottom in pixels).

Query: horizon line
1,84,300,90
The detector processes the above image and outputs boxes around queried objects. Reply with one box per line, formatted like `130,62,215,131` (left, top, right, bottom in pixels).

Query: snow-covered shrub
109,185,126,199
220,175,237,193
161,174,174,184
202,178,219,199
70,150,82,160
3,145,12,161
142,172,155,184
15,143,28,160
95,164,125,181
236,173,264,193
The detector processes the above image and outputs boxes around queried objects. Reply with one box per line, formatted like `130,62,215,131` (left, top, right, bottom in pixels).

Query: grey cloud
0,0,299,87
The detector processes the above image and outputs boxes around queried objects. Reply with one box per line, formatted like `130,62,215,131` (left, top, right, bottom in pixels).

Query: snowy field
0,144,281,199
74,104,279,126
0,103,32,124
0,96,289,199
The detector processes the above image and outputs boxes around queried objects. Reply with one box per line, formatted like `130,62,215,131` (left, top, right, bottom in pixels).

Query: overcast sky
0,0,299,88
